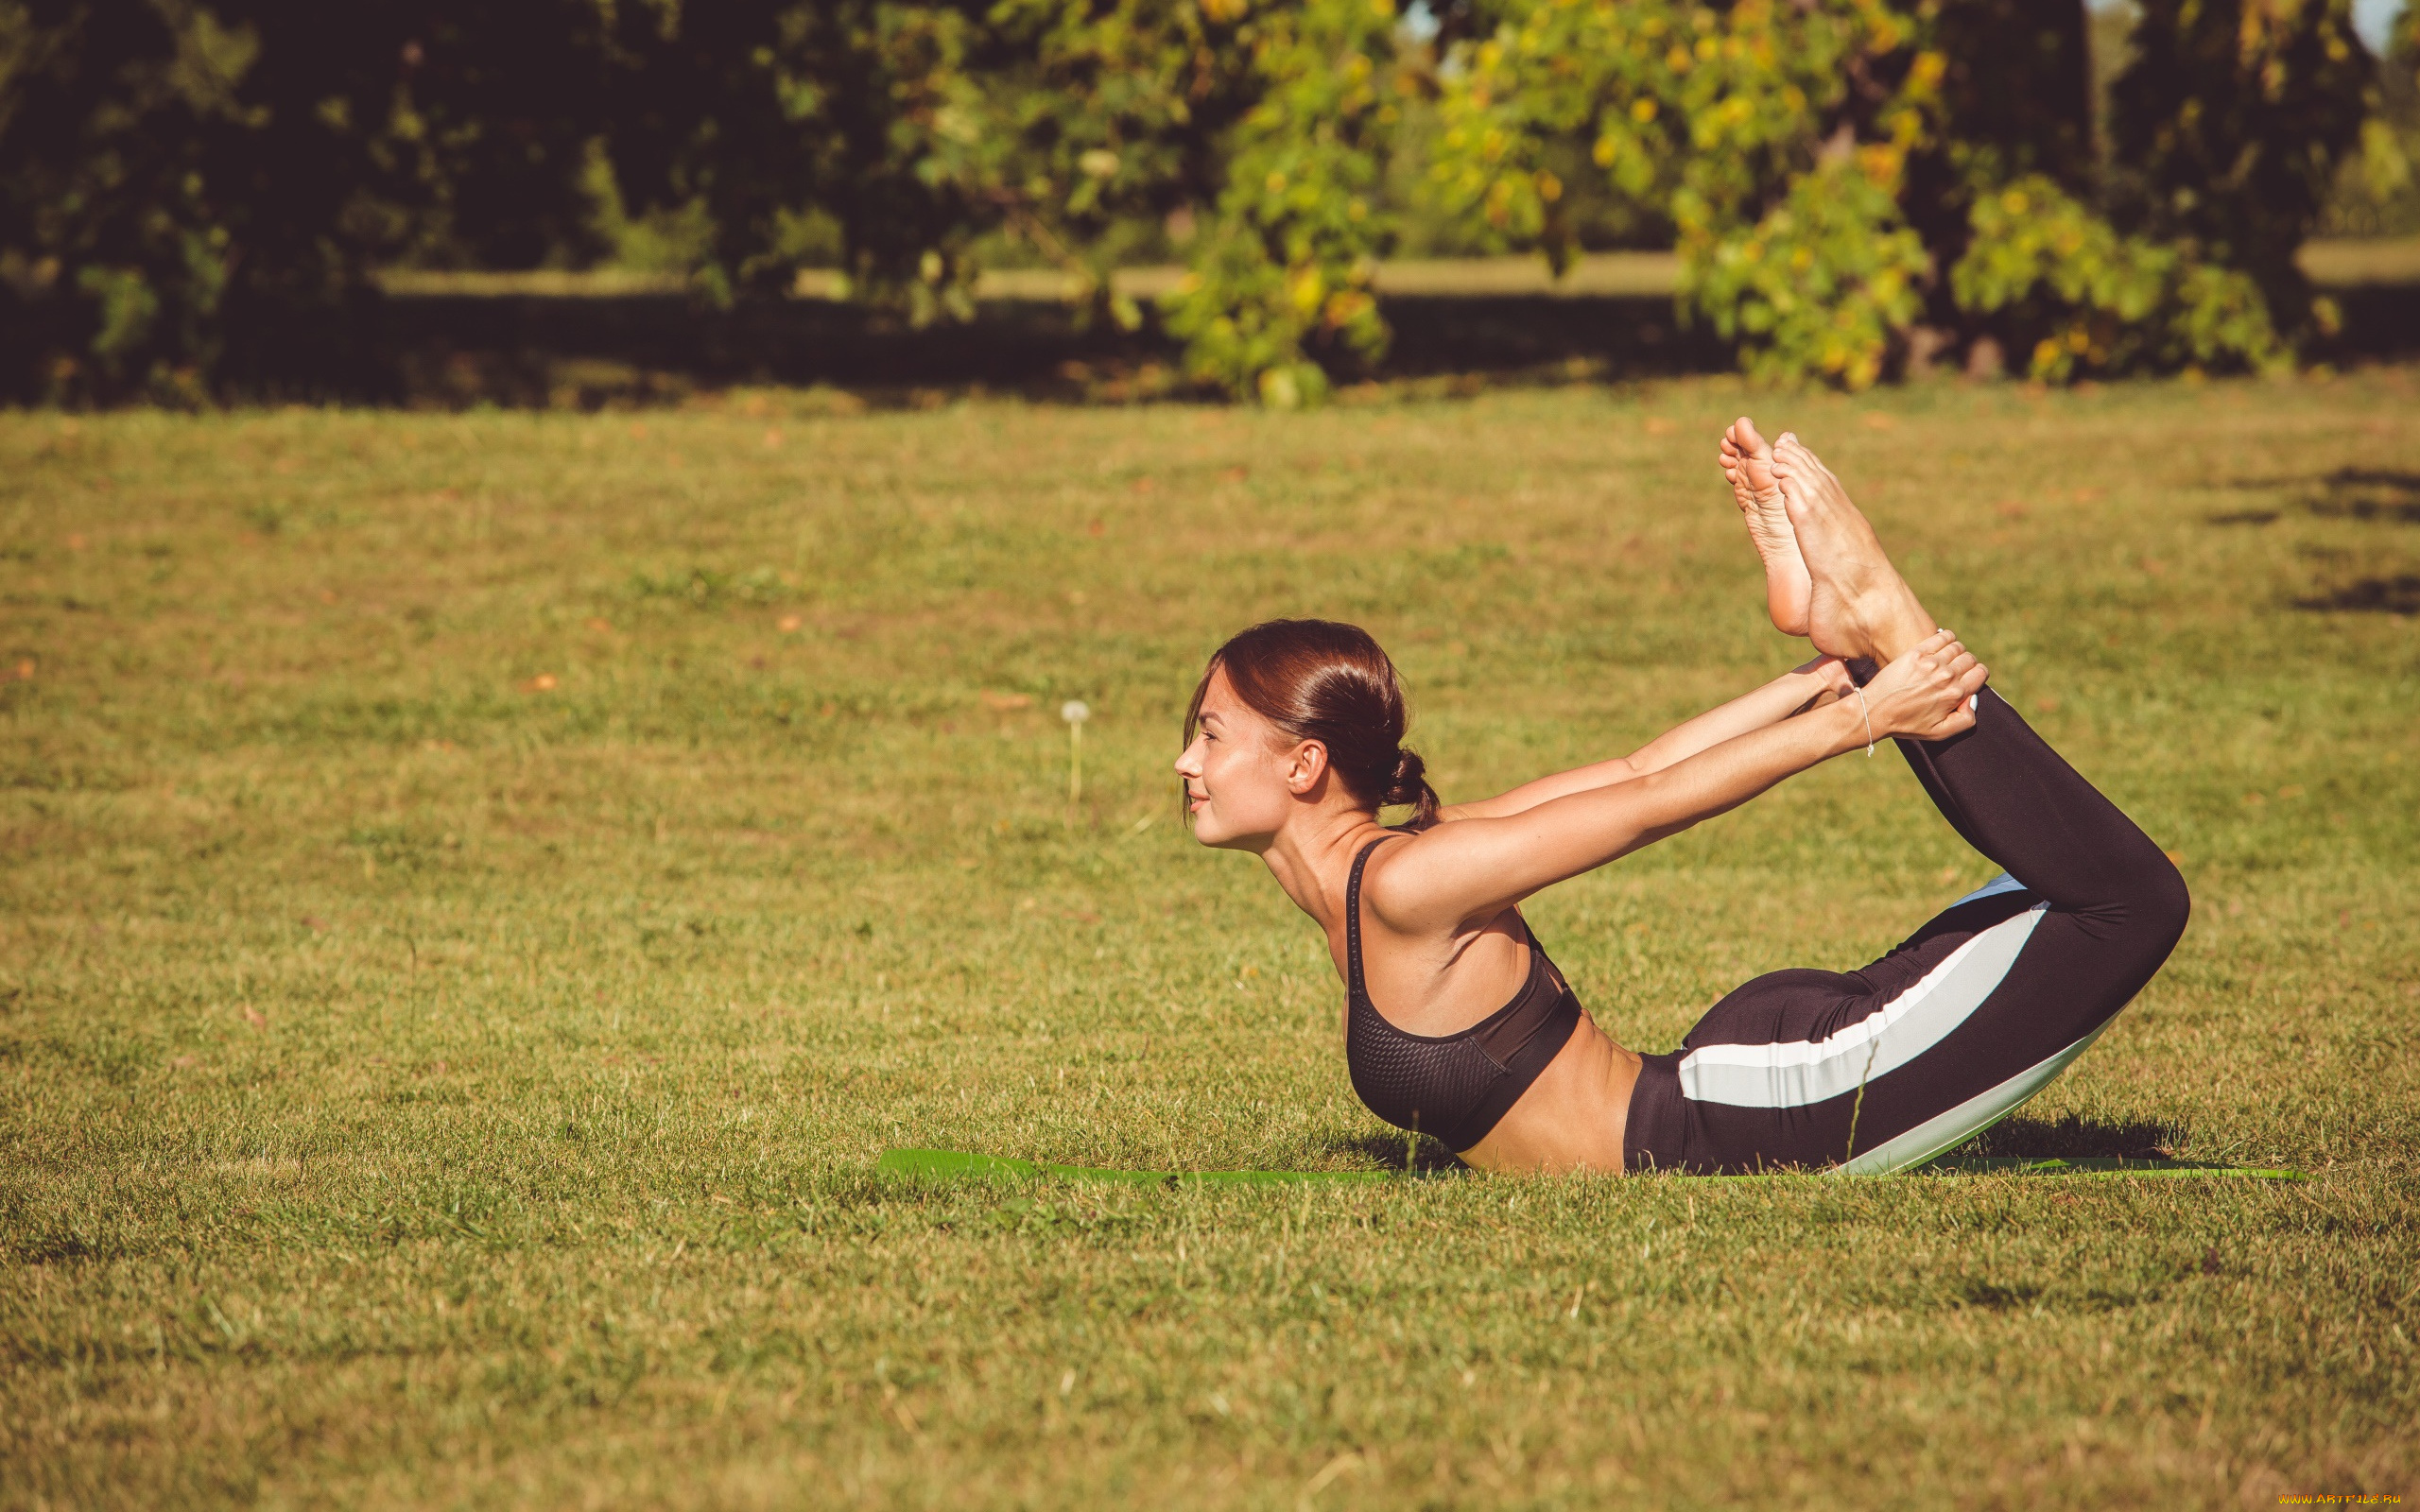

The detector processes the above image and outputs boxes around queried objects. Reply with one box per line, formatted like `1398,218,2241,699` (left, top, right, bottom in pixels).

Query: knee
2129,854,2191,956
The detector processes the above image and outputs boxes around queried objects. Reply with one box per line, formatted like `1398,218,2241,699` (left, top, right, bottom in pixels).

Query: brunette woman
1172,421,2187,1174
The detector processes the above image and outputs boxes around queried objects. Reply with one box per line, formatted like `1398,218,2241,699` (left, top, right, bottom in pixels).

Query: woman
1173,421,2187,1175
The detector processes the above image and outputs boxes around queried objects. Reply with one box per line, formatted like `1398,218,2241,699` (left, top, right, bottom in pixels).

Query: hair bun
1383,747,1427,806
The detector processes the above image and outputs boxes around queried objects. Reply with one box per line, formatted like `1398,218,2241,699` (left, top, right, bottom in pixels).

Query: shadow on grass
1959,1112,2184,1160
1322,1131,1467,1175
2208,468,2420,615
1318,1115,2193,1173
2209,465,2420,524
2298,575,2420,614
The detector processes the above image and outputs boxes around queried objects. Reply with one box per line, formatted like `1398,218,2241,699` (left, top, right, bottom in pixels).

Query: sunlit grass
3,369,2416,1507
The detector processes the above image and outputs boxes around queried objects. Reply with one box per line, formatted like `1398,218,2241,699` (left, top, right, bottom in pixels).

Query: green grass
3,371,2417,1509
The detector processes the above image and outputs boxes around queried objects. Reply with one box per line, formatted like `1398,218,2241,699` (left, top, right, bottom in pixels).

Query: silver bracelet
1852,682,1876,757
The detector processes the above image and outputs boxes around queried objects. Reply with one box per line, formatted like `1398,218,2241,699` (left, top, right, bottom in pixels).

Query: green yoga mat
876,1148,1400,1186
874,1148,2307,1184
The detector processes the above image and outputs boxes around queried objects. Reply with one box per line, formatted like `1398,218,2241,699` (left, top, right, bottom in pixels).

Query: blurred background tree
0,0,620,403
1427,0,2380,389
1,0,2411,403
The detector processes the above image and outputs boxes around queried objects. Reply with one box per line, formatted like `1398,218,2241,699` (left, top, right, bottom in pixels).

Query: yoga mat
1919,1156,2307,1180
875,1148,2307,1184
876,1148,1399,1185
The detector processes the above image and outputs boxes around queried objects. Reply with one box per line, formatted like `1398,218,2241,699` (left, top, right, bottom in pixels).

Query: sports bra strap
1344,835,1399,1001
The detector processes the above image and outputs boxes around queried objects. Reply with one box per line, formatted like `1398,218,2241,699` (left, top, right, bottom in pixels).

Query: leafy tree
0,0,618,403
1421,0,2380,389
1162,0,1406,404
1,0,2403,403
2107,0,2379,348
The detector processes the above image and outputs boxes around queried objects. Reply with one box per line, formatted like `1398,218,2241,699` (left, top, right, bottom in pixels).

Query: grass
3,370,2417,1509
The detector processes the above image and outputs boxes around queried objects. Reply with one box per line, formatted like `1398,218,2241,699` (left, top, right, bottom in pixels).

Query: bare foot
1771,432,1935,662
1719,417,1811,637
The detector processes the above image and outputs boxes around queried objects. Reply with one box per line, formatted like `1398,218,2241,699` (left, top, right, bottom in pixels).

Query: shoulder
1357,823,1481,935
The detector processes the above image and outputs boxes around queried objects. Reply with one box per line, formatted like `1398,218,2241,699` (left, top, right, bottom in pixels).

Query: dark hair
1185,618,1441,826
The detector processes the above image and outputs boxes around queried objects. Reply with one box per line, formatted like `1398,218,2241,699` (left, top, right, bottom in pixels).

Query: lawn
3,370,2415,1508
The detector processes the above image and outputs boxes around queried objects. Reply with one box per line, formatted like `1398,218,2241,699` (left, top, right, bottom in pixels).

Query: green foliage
1426,0,1944,387
1428,0,1929,265
1,0,271,402
1685,158,1929,390
1160,0,1404,404
937,0,1254,327
0,0,627,404
0,0,2407,402
1426,0,2383,387
603,3,987,315
2107,0,2379,345
1953,174,2282,381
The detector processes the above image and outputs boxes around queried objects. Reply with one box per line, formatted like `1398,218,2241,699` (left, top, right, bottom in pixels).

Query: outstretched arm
1373,633,1984,934
1438,656,1854,822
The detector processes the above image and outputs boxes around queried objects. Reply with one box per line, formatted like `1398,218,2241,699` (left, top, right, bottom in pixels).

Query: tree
0,0,618,403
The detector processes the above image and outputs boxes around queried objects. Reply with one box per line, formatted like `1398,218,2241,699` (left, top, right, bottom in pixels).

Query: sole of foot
1720,417,1812,637
1772,431,1933,662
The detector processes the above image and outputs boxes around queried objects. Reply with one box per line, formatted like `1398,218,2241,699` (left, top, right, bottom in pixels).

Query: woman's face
1174,665,1319,851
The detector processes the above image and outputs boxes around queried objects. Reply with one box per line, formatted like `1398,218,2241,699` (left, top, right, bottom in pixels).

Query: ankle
1864,593,1938,663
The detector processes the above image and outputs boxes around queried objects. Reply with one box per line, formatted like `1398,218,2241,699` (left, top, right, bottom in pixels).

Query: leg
1619,430,2189,1175
1893,689,2183,924
1624,694,2188,1176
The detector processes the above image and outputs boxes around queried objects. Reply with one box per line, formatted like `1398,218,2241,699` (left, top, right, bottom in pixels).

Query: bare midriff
1458,1014,1642,1174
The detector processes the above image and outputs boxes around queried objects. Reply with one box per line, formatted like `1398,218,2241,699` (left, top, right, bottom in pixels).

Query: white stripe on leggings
1676,901,2047,1108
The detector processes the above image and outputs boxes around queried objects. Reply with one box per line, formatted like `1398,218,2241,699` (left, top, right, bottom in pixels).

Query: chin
1187,810,1252,850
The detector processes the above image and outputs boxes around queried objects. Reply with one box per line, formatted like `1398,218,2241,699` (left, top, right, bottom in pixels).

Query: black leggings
1622,688,2190,1175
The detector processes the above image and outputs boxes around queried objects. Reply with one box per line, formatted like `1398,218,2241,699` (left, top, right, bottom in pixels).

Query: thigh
1651,888,2058,1173
1680,885,2041,1054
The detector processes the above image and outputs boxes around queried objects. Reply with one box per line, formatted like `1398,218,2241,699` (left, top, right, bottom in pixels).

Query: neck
1256,805,1390,932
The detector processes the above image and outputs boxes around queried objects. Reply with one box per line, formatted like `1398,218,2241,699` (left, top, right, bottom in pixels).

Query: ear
1284,740,1329,796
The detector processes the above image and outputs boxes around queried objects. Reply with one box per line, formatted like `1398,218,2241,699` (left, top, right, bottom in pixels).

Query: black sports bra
1342,835,1583,1152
